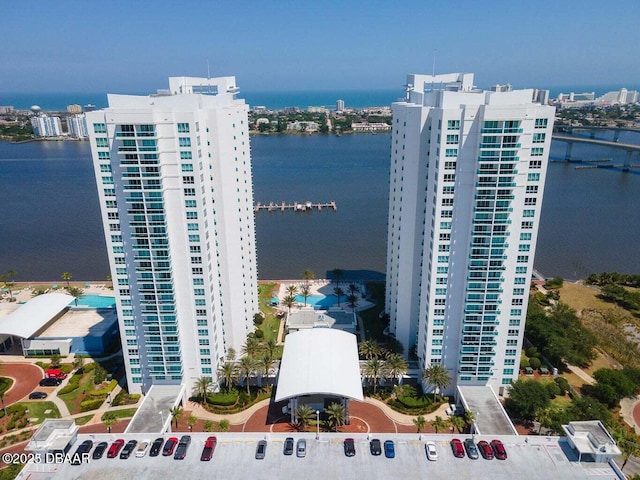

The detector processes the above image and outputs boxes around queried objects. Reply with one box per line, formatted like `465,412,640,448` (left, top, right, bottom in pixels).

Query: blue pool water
293,294,338,308
76,294,116,309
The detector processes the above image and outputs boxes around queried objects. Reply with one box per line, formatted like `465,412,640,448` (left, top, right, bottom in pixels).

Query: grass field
15,401,61,424
257,282,282,346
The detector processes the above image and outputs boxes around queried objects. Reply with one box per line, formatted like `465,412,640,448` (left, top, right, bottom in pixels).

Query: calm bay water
0,133,639,282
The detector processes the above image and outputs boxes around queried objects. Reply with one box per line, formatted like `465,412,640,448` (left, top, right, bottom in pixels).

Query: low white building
351,122,391,132
285,307,357,334
286,121,319,132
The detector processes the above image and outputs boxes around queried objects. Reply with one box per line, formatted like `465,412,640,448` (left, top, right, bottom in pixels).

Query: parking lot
20,433,623,480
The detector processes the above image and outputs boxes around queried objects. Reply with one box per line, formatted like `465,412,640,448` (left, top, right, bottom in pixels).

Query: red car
107,439,125,458
162,437,179,456
477,440,494,460
490,439,507,460
200,436,217,461
450,438,465,458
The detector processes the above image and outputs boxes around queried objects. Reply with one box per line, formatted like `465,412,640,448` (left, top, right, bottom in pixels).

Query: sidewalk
364,396,450,426
188,398,272,425
566,364,596,385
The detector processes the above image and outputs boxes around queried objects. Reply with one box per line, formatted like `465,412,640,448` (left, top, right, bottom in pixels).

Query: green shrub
58,384,79,395
520,357,530,369
80,398,105,412
529,357,542,370
7,404,27,417
84,362,96,372
90,380,118,397
209,390,238,406
254,329,264,339
545,381,561,399
554,376,570,395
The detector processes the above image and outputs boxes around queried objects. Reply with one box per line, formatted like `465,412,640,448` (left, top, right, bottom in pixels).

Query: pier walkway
254,201,337,213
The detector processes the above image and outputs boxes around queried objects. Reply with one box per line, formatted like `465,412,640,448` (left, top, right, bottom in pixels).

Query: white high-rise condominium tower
87,76,258,395
386,73,554,395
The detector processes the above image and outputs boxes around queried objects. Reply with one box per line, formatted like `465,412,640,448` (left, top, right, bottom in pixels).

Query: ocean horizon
2,84,640,112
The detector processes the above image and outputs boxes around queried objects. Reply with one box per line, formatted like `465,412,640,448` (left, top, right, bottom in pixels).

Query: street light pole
159,411,164,432
316,410,320,440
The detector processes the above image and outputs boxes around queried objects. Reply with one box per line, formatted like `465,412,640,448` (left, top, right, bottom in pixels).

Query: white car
136,440,151,458
425,441,438,461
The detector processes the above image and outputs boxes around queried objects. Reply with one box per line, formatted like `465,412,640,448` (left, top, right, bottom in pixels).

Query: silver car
255,440,267,459
296,439,306,458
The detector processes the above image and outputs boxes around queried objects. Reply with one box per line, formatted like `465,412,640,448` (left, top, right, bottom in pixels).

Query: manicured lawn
101,408,137,421
14,401,61,424
257,282,282,347
0,377,13,394
74,414,94,426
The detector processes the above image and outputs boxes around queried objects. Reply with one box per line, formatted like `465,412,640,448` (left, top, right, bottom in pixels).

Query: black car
29,391,47,400
120,440,138,459
92,442,108,460
370,439,382,456
39,377,61,387
344,438,356,457
283,437,294,455
174,435,191,460
149,437,164,457
71,440,93,465
255,440,267,459
463,438,479,460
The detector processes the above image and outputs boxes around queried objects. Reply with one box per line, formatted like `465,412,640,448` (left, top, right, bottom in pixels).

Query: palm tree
242,335,260,358
73,355,85,373
285,284,298,297
61,272,72,288
413,415,426,433
359,339,381,360
324,402,346,432
170,406,184,428
422,363,451,401
238,356,255,394
347,283,358,296
0,270,16,301
264,338,277,358
363,357,387,393
300,285,311,306
226,348,237,362
187,414,197,432
203,420,214,432
431,415,447,434
217,361,238,392
295,404,315,432
193,376,214,405
347,293,358,311
385,353,408,385
332,268,343,285
67,286,83,306
450,415,465,433
282,295,295,313
259,352,274,386
303,269,315,287
333,287,344,306
463,410,476,433
102,412,117,433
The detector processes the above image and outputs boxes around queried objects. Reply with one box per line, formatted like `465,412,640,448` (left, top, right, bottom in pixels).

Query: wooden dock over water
254,201,337,213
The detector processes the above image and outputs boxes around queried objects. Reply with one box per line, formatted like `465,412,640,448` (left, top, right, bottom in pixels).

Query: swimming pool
293,294,338,309
76,294,116,309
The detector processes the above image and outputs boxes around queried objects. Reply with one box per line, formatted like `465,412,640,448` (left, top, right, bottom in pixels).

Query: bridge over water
551,127,640,169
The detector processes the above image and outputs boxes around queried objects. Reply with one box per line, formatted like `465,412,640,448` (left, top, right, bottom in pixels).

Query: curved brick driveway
2,363,44,405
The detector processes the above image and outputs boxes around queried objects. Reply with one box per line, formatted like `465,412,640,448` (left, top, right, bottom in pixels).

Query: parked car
136,440,150,458
39,377,61,387
71,440,93,465
451,438,465,458
383,440,395,459
344,438,356,457
296,439,306,458
283,437,294,455
120,440,138,459
200,436,217,461
92,442,108,460
162,437,179,456
45,369,67,379
174,435,191,460
425,441,438,461
107,439,125,458
255,440,267,459
370,438,382,456
463,438,479,459
478,440,494,460
490,439,507,460
29,391,47,400
149,437,164,457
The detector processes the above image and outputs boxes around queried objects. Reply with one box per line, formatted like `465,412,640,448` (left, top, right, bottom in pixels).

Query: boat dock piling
254,201,337,213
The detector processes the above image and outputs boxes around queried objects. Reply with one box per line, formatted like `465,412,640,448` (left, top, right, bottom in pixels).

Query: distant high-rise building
30,114,62,137
385,72,554,395
86,76,258,395
336,99,345,113
67,104,82,114
67,114,88,138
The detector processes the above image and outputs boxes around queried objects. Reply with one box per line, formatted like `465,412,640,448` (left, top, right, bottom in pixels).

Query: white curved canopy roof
275,328,364,402
0,293,74,338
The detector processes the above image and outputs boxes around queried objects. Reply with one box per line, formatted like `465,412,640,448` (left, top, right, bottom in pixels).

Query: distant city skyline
2,0,639,94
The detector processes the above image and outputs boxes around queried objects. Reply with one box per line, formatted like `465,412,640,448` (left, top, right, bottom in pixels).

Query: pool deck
277,279,374,312
0,283,114,306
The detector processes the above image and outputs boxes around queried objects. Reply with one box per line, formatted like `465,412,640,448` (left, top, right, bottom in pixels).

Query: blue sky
2,0,639,93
